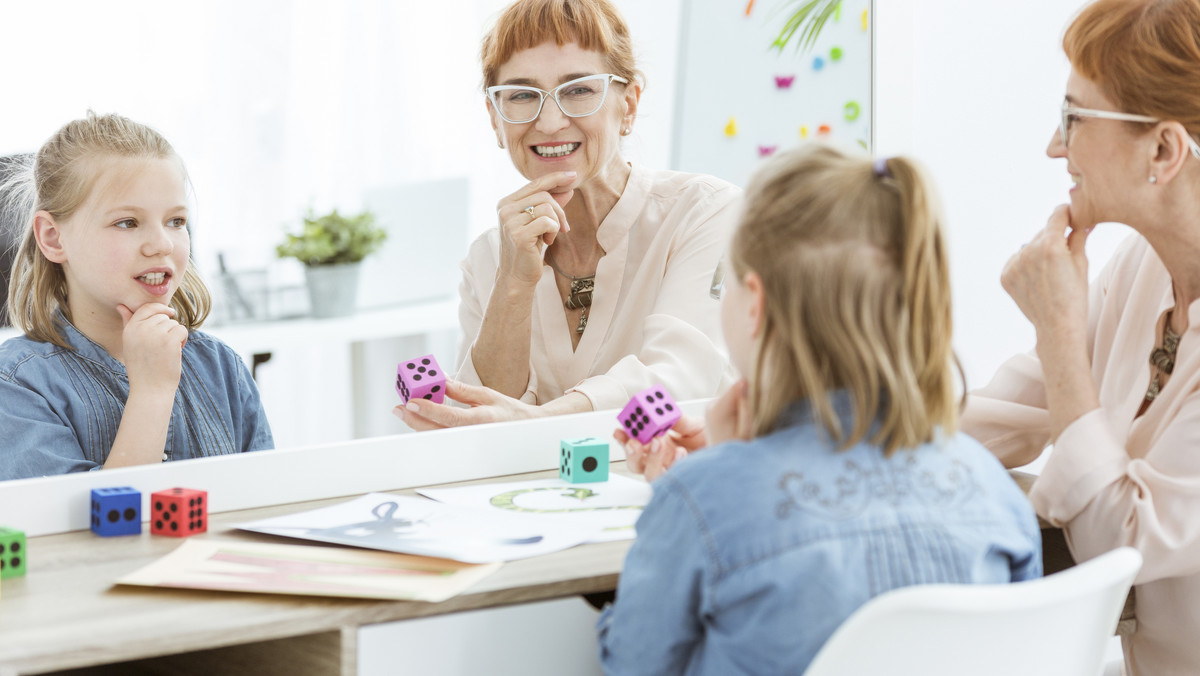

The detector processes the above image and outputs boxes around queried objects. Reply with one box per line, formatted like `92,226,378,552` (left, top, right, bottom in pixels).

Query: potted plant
276,208,387,319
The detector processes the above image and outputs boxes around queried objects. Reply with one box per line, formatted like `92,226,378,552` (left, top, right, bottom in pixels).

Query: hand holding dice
618,385,681,444
396,354,446,405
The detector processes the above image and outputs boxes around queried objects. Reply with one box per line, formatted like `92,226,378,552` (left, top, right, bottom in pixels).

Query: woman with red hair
963,1,1200,673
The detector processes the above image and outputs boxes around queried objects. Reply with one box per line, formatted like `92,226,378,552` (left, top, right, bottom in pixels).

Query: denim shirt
0,318,273,480
597,395,1042,675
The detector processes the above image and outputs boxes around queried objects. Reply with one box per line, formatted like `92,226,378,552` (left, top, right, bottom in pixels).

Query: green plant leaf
770,0,842,54
276,208,388,266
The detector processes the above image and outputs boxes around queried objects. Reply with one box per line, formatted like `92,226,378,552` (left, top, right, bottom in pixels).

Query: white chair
803,546,1142,676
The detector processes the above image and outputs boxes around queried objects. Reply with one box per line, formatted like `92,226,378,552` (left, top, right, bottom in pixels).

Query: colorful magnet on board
724,118,738,137
744,0,755,16
799,126,809,139
830,46,844,62
774,75,795,89
844,101,861,121
813,56,825,71
818,124,833,135
862,9,869,31
758,146,778,157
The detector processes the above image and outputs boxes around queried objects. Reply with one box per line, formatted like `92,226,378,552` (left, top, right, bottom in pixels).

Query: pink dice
396,354,446,404
618,385,681,444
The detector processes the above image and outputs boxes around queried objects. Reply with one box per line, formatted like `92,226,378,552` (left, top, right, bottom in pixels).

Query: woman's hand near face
1000,205,1091,348
393,379,541,430
495,171,576,288
118,303,187,395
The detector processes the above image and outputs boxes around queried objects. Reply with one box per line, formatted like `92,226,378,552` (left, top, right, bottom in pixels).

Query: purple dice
618,385,681,444
396,354,446,404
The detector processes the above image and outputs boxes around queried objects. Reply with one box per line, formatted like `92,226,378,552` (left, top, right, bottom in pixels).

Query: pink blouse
455,163,739,411
962,234,1200,676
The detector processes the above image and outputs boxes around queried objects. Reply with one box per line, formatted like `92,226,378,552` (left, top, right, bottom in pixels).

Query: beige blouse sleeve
565,193,739,411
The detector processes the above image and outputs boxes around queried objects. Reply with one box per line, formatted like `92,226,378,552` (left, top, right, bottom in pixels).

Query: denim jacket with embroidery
0,319,273,480
597,395,1042,675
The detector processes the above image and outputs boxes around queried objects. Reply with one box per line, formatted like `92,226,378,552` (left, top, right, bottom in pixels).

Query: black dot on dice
636,422,644,431
414,374,422,381
422,358,431,365
197,496,204,506
656,391,665,399
170,503,178,512
656,407,664,415
11,542,19,553
583,456,598,472
156,520,164,529
198,518,205,529
429,370,437,376
666,404,674,411
407,362,416,369
124,508,136,521
107,509,119,523
189,498,196,507
423,394,432,399
645,395,654,403
418,366,426,373
92,516,99,527
155,501,163,510
623,419,631,428
92,500,98,511
636,407,643,415
10,557,19,568
432,385,441,393
170,522,178,531
642,415,650,424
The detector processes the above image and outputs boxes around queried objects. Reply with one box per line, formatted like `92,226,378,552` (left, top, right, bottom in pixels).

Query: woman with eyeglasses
961,1,1200,674
395,0,738,429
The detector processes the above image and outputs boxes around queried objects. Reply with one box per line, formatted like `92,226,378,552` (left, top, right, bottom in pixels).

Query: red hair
480,0,641,90
1065,0,1200,135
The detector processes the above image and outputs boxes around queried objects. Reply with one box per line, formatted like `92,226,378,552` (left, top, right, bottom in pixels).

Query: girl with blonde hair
599,143,1041,674
0,112,272,480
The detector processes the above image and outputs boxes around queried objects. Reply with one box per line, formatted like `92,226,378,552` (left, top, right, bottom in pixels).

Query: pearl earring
1149,175,1158,184
497,140,504,149
621,127,631,136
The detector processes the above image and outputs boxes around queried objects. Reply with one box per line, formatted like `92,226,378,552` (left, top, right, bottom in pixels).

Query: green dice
560,437,610,484
0,527,26,579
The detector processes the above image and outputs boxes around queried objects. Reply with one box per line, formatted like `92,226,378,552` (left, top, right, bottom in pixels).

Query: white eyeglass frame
1061,100,1200,159
487,73,629,124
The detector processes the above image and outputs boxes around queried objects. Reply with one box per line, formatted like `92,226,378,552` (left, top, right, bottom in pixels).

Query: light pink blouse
962,234,1200,676
455,163,740,411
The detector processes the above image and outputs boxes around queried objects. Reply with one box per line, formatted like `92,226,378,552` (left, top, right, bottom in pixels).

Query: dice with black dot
618,385,682,444
560,437,610,484
396,354,446,404
150,488,208,537
90,486,142,537
0,526,26,579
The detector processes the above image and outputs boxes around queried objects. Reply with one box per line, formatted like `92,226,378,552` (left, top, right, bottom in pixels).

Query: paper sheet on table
117,539,500,602
237,493,598,562
418,474,652,543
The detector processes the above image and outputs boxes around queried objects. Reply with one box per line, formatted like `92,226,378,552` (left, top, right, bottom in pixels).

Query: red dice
150,488,208,537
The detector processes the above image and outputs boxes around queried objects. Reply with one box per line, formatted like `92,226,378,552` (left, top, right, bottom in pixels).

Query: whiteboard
671,0,873,187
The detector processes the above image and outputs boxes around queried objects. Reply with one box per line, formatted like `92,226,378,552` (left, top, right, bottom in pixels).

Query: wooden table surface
0,469,631,676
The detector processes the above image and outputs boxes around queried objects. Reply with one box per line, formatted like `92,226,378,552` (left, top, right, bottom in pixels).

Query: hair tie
873,157,891,179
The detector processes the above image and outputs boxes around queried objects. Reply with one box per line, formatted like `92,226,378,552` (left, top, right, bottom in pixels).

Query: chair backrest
803,546,1142,676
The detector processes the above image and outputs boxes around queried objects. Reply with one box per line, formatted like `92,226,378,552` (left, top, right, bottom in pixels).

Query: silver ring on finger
524,205,536,219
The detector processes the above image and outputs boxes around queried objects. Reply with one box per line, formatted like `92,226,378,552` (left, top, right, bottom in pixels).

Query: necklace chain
1146,310,1182,402
545,250,596,334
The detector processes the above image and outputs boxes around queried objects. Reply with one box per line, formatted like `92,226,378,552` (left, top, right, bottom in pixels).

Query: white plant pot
305,262,361,319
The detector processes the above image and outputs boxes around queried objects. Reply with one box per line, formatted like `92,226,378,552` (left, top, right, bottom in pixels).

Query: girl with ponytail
598,143,1041,674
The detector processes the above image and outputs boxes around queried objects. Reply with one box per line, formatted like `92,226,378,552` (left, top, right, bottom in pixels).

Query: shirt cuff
1030,408,1130,526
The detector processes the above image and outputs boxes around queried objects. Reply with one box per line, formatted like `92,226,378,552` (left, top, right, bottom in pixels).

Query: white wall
876,0,1131,391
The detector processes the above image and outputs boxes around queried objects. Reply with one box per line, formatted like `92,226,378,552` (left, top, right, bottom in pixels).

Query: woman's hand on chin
495,172,576,288
392,380,539,430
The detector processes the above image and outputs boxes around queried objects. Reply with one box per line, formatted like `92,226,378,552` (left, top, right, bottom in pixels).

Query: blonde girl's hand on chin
495,171,576,287
1000,204,1091,343
392,379,539,430
117,303,187,395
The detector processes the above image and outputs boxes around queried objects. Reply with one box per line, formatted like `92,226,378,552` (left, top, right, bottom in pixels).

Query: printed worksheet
419,474,652,543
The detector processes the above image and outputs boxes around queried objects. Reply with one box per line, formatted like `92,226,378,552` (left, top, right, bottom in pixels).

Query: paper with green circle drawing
117,539,500,602
418,474,652,543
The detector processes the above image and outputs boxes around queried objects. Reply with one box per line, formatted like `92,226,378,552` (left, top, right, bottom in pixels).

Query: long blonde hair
728,143,961,454
6,112,210,348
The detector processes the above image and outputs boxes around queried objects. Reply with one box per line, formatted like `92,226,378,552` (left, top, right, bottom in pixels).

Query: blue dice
560,437,610,484
90,487,142,536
